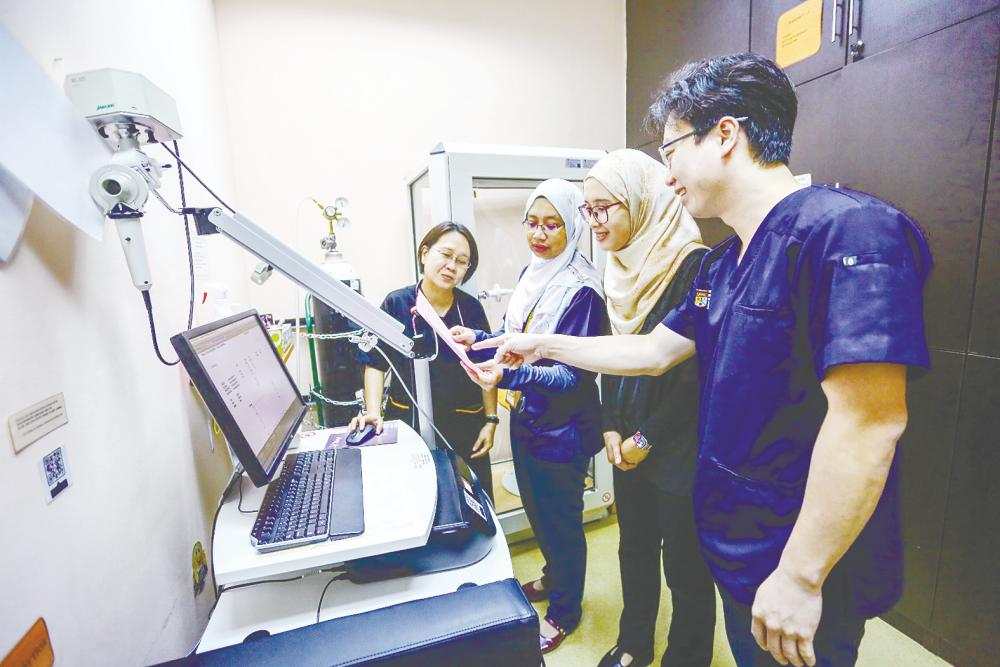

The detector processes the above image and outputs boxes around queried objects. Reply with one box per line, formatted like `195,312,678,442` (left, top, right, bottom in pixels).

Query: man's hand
750,363,908,667
449,325,475,347
750,568,822,667
471,333,546,369
471,422,496,458
620,433,650,467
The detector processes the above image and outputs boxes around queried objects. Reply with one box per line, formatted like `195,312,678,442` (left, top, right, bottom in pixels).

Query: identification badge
694,289,712,308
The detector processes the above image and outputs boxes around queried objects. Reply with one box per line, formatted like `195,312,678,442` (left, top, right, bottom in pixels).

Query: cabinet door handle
848,0,856,36
831,0,844,44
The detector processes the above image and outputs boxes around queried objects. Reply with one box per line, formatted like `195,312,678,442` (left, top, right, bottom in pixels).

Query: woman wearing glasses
455,179,606,654
584,149,715,667
350,221,496,501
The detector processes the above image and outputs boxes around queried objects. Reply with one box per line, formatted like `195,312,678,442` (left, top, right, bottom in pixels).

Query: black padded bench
157,577,540,666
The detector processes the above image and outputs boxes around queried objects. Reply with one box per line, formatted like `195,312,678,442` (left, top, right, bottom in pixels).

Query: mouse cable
186,566,345,657
236,471,259,514
371,344,496,508
209,468,244,602
371,345,457,454
316,572,351,624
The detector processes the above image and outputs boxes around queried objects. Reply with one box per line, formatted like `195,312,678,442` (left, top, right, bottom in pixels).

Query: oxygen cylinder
311,234,364,427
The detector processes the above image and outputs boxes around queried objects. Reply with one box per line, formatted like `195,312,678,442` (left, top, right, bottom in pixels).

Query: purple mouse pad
326,421,399,449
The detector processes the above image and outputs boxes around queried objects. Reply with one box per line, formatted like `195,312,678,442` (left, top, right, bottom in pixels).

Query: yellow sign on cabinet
776,0,823,68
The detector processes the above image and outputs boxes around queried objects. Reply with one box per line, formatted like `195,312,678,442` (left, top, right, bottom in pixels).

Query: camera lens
102,178,122,196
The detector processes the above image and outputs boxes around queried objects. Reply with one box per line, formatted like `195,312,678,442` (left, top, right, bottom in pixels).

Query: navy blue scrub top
358,284,491,416
473,286,607,464
662,185,932,616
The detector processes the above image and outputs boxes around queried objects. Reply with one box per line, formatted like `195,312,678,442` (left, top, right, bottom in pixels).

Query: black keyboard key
250,449,339,552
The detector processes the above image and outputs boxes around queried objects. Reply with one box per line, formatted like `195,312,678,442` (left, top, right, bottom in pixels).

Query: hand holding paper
461,359,503,391
470,332,545,370
414,290,487,379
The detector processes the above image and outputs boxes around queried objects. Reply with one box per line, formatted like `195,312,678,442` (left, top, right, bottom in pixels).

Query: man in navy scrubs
473,52,931,667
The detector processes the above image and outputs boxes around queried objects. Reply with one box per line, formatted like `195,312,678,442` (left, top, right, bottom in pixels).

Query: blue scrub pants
719,567,867,667
511,437,589,632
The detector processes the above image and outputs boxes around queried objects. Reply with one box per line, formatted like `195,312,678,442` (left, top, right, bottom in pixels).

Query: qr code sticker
40,446,70,502
43,448,66,485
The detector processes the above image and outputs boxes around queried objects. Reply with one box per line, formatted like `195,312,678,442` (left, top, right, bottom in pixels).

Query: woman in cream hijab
583,149,717,667
455,178,606,654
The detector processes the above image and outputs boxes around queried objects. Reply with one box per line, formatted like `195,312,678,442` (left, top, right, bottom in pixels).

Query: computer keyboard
250,448,337,552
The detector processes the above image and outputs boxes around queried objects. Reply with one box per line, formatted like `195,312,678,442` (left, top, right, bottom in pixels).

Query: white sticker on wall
794,173,813,186
7,393,69,454
40,446,71,503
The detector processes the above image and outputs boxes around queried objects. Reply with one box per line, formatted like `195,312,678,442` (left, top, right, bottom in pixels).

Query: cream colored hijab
588,149,705,335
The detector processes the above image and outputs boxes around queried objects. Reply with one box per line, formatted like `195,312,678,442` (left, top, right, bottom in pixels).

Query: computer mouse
346,423,377,446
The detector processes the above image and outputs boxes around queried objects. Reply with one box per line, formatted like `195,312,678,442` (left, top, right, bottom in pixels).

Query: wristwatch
484,414,500,425
631,431,651,451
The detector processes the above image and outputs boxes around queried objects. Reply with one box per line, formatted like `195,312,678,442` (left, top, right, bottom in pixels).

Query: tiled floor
509,514,952,667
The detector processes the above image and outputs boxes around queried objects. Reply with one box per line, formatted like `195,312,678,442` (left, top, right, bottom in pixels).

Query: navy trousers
511,438,589,632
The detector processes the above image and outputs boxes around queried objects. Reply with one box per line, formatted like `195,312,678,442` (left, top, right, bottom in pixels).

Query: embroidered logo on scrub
694,289,712,308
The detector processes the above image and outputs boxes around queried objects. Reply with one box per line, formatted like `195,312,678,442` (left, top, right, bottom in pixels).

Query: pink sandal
539,616,569,654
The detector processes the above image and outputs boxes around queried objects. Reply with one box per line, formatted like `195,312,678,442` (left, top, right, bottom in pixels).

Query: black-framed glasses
578,201,624,224
658,116,749,168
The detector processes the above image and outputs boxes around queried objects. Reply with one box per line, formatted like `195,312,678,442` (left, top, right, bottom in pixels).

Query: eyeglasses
658,116,749,168
522,219,565,235
578,201,624,224
433,247,470,269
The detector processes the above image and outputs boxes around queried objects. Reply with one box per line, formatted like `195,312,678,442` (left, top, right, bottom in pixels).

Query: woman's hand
462,360,503,391
471,333,545,369
348,412,384,434
621,433,650,467
471,422,496,459
450,325,476,348
604,430,637,471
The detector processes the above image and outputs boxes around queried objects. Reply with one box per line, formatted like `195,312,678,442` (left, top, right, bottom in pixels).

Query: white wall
0,1,247,664
1,1,625,662
213,0,626,316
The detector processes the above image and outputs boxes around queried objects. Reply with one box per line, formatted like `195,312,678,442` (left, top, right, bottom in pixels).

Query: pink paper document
414,291,487,378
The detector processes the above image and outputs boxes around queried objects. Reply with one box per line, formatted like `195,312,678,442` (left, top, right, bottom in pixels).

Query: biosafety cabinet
408,143,613,537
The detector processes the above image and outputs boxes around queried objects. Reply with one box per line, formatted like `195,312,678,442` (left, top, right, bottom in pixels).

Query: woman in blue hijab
455,179,606,654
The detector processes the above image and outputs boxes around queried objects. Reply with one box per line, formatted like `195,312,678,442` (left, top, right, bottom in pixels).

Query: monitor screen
171,310,306,487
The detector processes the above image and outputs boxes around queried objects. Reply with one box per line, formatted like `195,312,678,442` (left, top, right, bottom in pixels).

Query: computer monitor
171,310,306,487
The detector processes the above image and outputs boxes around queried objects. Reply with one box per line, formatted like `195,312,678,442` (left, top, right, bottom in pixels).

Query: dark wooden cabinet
790,13,998,353
969,95,1000,358
894,352,964,629
625,0,750,148
627,1,1000,663
751,0,848,85
751,0,1000,84
930,355,1000,665
850,0,1000,62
